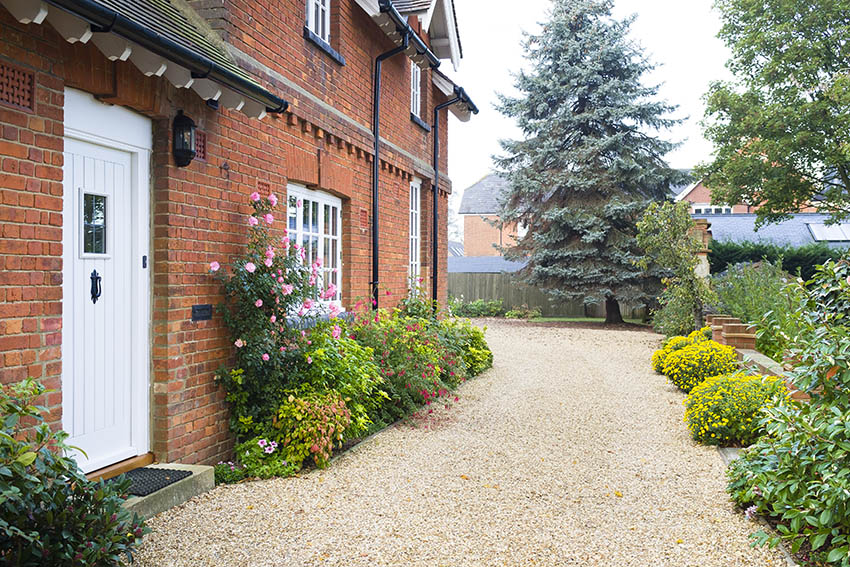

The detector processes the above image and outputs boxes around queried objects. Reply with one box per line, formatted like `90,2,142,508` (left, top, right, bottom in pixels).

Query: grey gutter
45,0,289,113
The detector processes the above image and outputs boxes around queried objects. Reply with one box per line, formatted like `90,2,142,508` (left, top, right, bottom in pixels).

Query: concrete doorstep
123,463,214,520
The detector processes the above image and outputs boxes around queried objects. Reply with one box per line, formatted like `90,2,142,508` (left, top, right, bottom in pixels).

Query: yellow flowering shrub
652,327,712,374
662,339,737,392
684,373,786,445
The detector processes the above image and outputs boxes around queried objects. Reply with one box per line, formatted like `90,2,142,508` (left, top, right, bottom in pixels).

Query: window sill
303,27,346,66
411,113,431,132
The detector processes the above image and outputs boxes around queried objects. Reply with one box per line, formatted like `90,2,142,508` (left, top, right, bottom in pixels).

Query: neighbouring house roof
696,213,850,249
2,0,286,118
458,174,510,215
394,0,433,13
448,240,464,257
669,169,694,199
448,256,527,273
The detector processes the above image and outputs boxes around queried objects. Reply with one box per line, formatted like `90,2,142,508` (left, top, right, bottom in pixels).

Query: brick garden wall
0,0,456,466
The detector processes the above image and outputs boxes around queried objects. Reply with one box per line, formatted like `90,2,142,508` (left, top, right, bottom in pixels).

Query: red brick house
0,0,476,474
458,174,524,257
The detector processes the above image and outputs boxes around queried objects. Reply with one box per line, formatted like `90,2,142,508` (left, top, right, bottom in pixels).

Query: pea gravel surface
136,320,787,567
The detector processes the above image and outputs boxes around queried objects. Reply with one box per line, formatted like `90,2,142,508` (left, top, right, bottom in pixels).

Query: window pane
83,193,107,254
332,207,338,235
311,236,318,263
311,202,319,233
324,204,330,235
331,239,337,268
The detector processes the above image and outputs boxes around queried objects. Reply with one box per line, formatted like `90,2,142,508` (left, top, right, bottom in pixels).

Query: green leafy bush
436,317,493,378
712,260,792,360
505,304,542,319
272,390,351,469
0,379,147,566
709,240,844,281
348,309,459,422
662,339,738,392
684,373,786,446
726,256,850,564
651,284,705,337
448,297,506,317
215,436,298,484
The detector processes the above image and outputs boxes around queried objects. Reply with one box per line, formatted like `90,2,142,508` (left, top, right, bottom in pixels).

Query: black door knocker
90,269,102,304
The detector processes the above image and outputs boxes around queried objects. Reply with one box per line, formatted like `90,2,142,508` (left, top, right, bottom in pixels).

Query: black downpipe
431,96,460,310
431,87,478,311
371,33,410,310
44,0,289,113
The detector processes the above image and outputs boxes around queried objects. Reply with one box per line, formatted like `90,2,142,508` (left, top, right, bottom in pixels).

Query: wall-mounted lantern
173,110,196,167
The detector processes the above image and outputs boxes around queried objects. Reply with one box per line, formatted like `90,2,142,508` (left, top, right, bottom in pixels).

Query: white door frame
62,88,151,470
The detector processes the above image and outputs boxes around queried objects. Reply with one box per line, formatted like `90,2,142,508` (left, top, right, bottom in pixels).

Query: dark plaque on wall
191,304,213,321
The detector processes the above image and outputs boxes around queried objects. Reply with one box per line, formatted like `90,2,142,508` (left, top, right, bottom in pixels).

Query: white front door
62,89,151,473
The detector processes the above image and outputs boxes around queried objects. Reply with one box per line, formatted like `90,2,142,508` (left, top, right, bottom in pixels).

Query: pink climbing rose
281,283,294,295
264,257,273,267
234,338,245,348
250,191,261,202
332,324,341,339
264,213,274,224
303,298,314,311
328,303,342,318
209,261,220,272
269,193,278,206
255,299,263,307
262,353,270,361
248,216,259,226
245,262,256,273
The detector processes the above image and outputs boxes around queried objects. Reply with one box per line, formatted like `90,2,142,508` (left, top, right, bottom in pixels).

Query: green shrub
651,284,704,337
349,310,458,422
436,317,493,377
0,379,148,566
215,436,298,484
505,304,542,319
272,390,351,469
712,260,792,360
299,324,388,437
684,373,786,446
726,255,850,564
448,297,506,317
662,340,738,392
709,240,844,281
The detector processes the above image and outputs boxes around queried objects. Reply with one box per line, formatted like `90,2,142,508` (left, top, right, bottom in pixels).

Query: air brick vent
195,131,207,161
0,63,34,111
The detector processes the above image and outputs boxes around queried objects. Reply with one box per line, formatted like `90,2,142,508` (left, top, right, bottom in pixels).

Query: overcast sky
444,0,734,234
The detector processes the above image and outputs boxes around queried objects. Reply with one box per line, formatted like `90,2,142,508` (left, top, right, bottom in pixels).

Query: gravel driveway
136,320,786,566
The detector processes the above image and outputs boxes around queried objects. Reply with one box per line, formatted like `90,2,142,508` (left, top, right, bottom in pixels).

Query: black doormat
114,467,193,497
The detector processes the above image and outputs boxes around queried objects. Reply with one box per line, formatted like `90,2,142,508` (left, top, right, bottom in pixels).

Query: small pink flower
332,324,341,339
262,353,270,361
209,261,220,272
257,439,267,447
270,315,277,323
281,283,294,295
248,216,259,226
245,262,256,273
385,289,392,296
265,246,275,259
307,356,312,364
329,303,342,318
280,346,287,352
250,191,261,202
234,339,245,348
264,446,275,454
297,199,303,208
315,258,323,268
269,193,278,206
264,213,274,224
264,257,273,267
278,276,285,283
255,299,263,307
303,299,314,310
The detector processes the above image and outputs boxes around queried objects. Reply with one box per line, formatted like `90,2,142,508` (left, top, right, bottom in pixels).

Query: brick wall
0,0,457,467
463,215,520,257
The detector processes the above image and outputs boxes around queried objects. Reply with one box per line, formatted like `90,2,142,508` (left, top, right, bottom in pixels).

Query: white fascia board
432,71,454,96
674,180,701,202
440,0,460,70
353,0,380,17
421,0,438,28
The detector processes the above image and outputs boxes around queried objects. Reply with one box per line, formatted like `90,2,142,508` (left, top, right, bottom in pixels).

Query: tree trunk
693,302,704,332
604,296,624,324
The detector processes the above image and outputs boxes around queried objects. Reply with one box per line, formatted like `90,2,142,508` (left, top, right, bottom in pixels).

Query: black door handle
90,269,102,304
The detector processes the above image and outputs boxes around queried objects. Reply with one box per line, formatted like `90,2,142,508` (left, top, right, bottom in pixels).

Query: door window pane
83,193,107,254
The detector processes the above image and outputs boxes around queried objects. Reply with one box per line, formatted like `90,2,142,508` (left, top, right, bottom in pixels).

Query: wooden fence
447,272,647,319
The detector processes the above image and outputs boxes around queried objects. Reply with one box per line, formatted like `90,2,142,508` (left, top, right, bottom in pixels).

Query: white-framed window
287,184,342,304
410,63,421,118
306,0,330,43
409,177,421,285
691,204,732,215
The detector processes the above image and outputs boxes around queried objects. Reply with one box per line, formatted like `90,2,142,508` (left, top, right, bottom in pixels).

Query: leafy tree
496,0,684,323
699,0,850,225
637,201,716,332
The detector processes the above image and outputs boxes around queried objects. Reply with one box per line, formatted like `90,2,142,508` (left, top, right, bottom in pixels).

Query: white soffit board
0,0,271,120
65,88,153,151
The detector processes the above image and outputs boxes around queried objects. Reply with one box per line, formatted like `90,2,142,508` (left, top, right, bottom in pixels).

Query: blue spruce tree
496,0,685,323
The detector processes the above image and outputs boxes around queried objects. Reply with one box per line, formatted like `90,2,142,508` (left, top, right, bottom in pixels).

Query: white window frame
306,0,330,43
287,183,342,306
410,63,421,118
409,177,421,287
